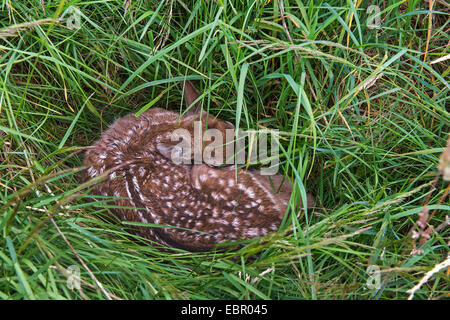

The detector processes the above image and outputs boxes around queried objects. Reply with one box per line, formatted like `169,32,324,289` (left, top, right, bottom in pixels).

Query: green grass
0,0,449,300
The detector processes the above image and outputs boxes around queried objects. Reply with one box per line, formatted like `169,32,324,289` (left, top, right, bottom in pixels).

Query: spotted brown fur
83,81,314,251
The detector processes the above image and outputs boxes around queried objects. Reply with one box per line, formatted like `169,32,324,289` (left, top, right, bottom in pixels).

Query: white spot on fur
246,187,255,199
132,176,141,193
88,167,98,177
124,180,135,206
210,171,218,178
246,228,260,237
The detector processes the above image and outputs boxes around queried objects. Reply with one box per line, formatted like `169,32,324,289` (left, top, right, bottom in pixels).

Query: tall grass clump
0,0,448,299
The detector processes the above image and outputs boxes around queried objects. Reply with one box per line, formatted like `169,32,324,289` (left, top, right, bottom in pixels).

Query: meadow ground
0,0,449,299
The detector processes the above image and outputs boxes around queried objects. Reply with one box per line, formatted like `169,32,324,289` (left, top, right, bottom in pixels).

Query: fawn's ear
180,80,202,116
156,140,192,164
